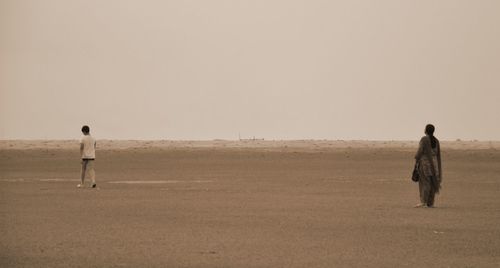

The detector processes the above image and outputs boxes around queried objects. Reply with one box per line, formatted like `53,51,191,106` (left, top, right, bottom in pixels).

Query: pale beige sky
1,0,499,140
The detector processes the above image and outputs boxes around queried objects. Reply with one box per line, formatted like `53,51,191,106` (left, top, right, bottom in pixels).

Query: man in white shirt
78,125,97,188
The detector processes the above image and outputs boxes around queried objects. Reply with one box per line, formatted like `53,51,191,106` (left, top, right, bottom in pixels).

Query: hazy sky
1,0,499,140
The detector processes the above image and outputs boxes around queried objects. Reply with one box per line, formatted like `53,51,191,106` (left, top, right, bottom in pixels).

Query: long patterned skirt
418,157,440,206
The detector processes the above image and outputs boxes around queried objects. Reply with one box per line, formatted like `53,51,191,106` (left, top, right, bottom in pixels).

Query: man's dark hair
81,125,90,133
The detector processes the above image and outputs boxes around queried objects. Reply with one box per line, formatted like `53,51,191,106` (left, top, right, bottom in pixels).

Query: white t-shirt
80,135,96,159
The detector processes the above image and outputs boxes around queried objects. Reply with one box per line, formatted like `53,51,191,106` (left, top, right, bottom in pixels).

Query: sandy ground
1,140,500,267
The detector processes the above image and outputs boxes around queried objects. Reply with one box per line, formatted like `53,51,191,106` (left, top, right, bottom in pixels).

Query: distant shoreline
1,140,499,151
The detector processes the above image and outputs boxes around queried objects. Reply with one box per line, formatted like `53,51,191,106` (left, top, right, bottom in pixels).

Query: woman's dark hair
425,124,437,148
81,125,90,133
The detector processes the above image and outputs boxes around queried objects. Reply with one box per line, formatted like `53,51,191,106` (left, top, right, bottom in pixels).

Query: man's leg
80,160,87,187
87,160,96,187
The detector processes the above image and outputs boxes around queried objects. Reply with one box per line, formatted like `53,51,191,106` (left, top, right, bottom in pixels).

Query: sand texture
1,141,500,267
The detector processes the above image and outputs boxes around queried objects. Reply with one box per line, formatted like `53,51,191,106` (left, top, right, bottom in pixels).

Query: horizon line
1,138,500,142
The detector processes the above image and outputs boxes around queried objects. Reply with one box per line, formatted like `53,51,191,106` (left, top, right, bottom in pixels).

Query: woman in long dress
414,124,442,208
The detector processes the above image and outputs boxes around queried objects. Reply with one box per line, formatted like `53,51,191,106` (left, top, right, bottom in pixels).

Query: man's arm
80,143,84,159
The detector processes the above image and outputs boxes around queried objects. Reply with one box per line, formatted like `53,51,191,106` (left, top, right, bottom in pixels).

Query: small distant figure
414,124,442,208
78,125,97,188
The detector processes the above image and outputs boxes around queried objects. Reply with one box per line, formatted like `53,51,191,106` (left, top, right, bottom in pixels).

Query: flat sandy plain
1,140,499,268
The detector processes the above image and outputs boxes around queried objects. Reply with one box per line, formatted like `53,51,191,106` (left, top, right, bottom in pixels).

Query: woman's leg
427,184,436,207
418,176,431,206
